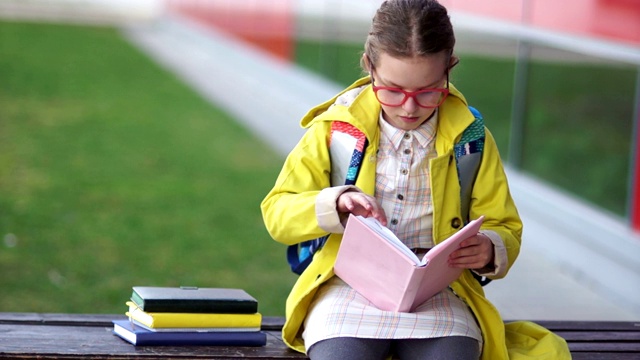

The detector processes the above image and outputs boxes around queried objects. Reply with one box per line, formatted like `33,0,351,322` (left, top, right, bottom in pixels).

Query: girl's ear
448,53,460,71
361,53,371,73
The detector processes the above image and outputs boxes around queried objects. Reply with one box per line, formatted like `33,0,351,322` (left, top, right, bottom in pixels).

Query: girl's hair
361,0,458,71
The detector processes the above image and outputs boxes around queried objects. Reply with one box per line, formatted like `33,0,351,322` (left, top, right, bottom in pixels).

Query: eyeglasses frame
369,65,450,109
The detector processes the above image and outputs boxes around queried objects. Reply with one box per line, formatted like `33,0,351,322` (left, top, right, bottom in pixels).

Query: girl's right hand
337,190,388,226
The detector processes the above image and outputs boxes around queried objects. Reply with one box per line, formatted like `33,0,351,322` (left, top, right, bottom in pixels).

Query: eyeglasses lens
376,89,445,108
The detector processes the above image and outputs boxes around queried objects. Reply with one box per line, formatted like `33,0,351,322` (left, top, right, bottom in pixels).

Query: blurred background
1,0,639,320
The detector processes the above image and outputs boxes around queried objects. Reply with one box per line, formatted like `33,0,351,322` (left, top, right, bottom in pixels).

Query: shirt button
451,218,462,229
397,194,404,200
401,169,408,175
403,133,411,140
404,149,411,155
391,219,398,225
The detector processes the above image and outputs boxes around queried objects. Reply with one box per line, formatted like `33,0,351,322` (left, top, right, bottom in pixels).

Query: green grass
294,39,637,217
0,21,297,315
295,40,366,87
522,61,635,214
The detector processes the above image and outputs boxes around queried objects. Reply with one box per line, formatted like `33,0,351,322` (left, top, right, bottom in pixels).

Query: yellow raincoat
261,77,571,359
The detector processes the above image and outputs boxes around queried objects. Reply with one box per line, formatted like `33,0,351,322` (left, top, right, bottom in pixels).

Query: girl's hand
448,233,495,270
337,191,388,226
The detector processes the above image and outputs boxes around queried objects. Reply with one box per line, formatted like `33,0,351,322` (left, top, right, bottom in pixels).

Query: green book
131,286,258,314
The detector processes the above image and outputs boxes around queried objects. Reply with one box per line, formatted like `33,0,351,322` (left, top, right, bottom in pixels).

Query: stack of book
112,286,267,346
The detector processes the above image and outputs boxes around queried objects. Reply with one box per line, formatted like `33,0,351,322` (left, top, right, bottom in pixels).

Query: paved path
123,15,640,321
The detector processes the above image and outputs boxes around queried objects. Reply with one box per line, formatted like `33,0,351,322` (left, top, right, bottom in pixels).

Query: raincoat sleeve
261,120,335,246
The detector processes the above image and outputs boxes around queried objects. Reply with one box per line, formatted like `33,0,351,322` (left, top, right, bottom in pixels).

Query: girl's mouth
400,116,419,123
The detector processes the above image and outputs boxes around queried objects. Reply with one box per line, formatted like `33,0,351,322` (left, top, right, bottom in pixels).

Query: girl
261,1,570,359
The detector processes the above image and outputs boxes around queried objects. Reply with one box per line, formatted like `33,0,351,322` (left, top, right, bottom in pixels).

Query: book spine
140,301,258,314
132,319,261,332
114,324,267,347
400,266,426,312
136,331,267,346
127,304,262,328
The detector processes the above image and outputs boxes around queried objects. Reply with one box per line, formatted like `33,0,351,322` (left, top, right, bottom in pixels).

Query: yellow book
126,301,262,329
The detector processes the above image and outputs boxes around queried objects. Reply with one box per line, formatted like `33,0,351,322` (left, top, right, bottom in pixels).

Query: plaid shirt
302,111,482,351
376,112,438,250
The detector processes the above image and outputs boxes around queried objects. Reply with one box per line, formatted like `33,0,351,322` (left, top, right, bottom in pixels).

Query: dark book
112,320,267,346
131,286,259,314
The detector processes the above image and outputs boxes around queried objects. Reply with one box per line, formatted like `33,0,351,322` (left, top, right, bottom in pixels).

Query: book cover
334,214,484,312
126,302,262,329
112,320,267,346
131,286,258,314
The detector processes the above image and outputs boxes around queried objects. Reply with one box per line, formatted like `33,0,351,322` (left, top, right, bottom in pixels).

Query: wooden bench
0,313,637,359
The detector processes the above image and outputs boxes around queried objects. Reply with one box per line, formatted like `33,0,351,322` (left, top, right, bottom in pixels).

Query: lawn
0,21,297,316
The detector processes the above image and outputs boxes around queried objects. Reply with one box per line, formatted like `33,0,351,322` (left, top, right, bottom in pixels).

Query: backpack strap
454,106,491,286
454,106,485,224
287,122,368,275
286,235,326,275
328,121,368,186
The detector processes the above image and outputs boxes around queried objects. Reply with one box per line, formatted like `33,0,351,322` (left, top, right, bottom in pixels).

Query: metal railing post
627,68,640,231
508,40,530,168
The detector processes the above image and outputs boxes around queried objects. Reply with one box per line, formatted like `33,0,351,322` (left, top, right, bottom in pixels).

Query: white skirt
302,277,483,351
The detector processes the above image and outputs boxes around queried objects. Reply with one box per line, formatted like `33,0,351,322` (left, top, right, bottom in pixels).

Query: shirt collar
379,110,439,151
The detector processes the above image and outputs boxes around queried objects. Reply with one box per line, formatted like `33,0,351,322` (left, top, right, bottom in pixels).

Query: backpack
287,106,485,278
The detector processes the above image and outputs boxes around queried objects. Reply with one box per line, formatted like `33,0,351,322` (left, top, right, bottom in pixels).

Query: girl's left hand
448,233,495,270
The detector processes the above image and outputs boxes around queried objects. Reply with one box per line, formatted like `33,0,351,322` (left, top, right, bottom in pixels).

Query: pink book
334,214,484,312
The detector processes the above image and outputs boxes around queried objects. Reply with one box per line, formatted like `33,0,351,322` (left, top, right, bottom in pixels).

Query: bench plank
534,320,640,332
1,313,638,359
0,324,306,359
533,320,640,358
553,330,639,342
0,312,305,359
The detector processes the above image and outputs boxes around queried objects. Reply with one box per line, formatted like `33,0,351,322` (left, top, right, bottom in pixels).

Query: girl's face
371,52,450,131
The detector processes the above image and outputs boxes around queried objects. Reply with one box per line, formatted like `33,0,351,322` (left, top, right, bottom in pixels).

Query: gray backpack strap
455,106,491,287
454,106,485,223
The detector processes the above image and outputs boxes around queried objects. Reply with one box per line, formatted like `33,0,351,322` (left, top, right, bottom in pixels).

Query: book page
357,216,421,265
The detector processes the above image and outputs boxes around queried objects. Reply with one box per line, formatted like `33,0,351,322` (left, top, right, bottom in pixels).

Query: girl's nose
402,95,419,113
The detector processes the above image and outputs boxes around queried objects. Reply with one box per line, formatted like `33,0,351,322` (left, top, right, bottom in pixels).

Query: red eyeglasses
370,68,449,108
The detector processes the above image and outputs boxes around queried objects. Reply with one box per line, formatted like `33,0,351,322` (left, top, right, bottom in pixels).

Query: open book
334,214,484,312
